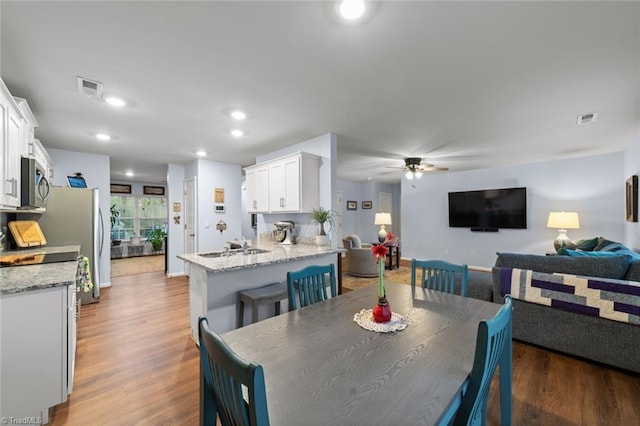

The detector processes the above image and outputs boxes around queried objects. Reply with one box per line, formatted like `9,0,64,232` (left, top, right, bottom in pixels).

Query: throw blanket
499,268,640,325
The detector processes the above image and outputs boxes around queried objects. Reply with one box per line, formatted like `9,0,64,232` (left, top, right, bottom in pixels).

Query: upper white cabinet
1,80,24,208
245,152,320,213
245,165,269,213
14,96,38,159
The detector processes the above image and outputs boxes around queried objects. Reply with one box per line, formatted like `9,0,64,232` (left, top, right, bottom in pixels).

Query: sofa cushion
495,252,631,280
624,261,640,281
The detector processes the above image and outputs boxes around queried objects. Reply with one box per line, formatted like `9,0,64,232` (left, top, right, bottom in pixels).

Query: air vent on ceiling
76,76,103,98
577,112,598,125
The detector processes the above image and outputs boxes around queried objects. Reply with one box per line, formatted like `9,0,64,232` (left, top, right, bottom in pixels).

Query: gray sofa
491,252,640,373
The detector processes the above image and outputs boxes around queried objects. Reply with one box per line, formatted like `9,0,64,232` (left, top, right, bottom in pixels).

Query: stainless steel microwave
20,157,50,209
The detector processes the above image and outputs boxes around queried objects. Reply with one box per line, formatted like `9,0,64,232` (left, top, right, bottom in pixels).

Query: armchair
342,234,379,278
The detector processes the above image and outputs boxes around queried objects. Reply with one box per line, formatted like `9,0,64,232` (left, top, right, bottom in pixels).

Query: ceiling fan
387,157,449,179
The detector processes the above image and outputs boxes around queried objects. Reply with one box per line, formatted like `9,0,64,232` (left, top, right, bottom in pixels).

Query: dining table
220,282,510,425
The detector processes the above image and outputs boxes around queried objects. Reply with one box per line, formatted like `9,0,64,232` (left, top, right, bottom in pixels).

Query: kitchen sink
199,248,270,258
244,248,270,255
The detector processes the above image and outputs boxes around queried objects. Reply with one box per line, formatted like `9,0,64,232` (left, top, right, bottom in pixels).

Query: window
110,195,167,241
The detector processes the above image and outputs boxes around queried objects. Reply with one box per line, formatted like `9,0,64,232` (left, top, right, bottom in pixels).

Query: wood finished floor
50,271,640,425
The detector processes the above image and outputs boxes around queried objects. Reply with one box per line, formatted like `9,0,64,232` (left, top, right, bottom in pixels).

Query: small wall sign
214,187,225,203
347,200,357,211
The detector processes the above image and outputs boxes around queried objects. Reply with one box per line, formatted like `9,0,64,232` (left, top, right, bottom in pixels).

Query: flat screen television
67,175,88,188
448,187,527,230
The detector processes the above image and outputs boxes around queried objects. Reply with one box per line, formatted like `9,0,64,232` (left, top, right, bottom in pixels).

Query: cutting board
8,220,47,247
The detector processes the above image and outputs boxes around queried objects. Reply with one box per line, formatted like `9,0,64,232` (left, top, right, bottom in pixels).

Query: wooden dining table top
221,282,502,425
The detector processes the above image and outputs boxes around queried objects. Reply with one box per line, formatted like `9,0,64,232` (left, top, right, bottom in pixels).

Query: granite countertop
178,240,345,273
0,245,81,295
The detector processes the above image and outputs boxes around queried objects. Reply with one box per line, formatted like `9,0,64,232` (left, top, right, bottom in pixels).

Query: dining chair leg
499,328,513,425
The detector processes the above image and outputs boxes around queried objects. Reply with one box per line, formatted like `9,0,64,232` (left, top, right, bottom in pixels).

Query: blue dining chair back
411,259,469,297
451,295,513,426
198,316,270,426
287,264,337,311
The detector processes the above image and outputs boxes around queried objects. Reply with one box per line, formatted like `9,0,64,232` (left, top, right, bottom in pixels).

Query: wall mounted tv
448,187,527,231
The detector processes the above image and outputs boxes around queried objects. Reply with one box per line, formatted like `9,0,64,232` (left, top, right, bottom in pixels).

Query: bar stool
237,282,288,328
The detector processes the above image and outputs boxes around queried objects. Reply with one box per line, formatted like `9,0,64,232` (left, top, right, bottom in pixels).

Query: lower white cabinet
0,283,77,424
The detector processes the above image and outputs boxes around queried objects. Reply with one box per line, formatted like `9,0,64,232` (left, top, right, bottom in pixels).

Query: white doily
353,309,409,333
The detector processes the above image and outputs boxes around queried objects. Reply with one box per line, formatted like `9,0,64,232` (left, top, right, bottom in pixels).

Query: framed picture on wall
143,185,165,196
110,183,131,194
362,201,372,209
626,175,638,222
347,200,357,211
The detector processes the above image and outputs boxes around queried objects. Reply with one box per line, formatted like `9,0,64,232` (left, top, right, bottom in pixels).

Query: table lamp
375,212,392,243
547,211,580,251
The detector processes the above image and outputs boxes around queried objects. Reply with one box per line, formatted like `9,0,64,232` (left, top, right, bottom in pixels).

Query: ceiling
1,1,638,184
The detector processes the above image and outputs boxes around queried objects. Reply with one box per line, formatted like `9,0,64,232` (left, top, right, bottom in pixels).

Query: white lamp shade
374,213,392,225
546,212,580,229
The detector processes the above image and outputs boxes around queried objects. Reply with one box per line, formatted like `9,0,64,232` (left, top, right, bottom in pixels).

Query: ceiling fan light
414,170,423,179
405,171,414,180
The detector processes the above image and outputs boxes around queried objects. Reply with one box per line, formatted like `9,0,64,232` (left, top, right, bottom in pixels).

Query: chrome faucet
242,237,249,255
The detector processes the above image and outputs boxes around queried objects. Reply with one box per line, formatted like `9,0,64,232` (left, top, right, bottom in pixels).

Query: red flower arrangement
370,232,399,323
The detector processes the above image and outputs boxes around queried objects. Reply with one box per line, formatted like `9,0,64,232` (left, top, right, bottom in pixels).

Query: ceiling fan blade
419,165,449,172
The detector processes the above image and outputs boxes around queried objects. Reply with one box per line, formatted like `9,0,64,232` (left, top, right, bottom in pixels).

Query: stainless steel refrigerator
38,187,104,304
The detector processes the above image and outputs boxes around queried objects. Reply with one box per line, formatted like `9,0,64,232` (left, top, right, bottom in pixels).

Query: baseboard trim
167,272,185,278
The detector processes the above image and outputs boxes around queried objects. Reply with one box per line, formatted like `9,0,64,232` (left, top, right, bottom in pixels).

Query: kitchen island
178,241,345,337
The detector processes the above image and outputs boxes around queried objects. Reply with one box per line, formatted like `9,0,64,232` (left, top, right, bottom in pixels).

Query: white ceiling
1,1,638,184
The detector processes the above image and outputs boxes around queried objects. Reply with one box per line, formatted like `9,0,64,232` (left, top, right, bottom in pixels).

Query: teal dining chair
439,295,513,426
411,259,469,296
286,264,337,311
198,316,270,426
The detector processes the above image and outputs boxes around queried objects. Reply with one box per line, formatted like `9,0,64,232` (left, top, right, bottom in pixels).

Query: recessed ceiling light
338,0,365,20
96,133,111,141
196,150,207,157
104,96,126,108
230,110,247,120
125,171,134,177
230,129,244,138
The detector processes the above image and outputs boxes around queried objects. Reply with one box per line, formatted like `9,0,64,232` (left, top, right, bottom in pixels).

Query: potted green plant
110,204,122,246
148,227,167,251
311,206,336,246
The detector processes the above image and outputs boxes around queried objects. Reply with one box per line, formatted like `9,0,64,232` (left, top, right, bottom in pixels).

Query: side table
110,245,123,259
372,243,400,270
127,244,144,257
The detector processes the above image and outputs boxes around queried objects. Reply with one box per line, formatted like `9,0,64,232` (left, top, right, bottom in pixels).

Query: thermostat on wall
215,205,225,213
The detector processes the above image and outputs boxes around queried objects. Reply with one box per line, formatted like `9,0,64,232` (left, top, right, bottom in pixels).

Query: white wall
402,151,625,268
624,135,640,250
184,158,243,253
337,179,401,243
47,148,111,287
254,133,338,245
167,163,185,276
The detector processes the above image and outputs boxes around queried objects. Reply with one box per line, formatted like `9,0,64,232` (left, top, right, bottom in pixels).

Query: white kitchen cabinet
1,79,24,208
14,96,39,159
244,152,319,213
0,283,77,424
245,165,269,213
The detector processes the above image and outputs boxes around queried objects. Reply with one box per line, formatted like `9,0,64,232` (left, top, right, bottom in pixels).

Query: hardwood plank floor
50,271,640,425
